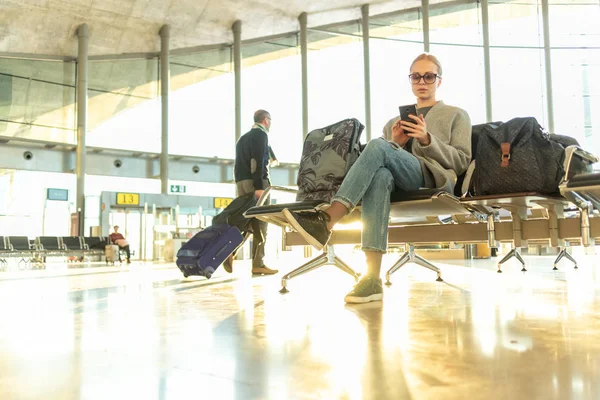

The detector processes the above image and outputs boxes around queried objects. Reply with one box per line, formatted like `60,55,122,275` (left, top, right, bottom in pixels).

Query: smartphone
399,104,418,123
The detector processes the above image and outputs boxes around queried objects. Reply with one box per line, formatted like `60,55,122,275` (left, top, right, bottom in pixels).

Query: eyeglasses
409,72,440,84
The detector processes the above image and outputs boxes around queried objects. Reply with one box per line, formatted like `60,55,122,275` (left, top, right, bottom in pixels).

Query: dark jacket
234,127,270,190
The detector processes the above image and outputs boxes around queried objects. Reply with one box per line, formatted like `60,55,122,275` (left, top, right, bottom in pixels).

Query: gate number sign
116,193,140,205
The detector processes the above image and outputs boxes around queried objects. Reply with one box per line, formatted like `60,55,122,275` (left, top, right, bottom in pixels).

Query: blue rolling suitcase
176,224,243,279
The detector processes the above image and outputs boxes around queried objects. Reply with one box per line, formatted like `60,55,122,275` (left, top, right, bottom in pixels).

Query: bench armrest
257,185,298,206
563,146,599,184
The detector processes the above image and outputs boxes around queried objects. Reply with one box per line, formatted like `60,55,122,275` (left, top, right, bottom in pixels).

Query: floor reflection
1,255,600,399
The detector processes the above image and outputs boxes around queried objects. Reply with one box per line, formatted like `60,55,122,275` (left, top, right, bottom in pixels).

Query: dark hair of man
254,109,270,123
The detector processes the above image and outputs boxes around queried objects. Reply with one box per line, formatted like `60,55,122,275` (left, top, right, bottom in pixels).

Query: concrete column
481,0,493,122
159,25,170,195
233,20,242,143
299,13,309,139
422,0,430,52
541,0,555,133
76,24,88,235
361,5,372,141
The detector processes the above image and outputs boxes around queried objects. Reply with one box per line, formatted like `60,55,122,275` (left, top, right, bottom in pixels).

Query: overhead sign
116,193,140,206
47,188,68,201
170,184,187,194
214,197,233,209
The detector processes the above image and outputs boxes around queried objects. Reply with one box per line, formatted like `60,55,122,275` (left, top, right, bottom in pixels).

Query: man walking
225,109,278,275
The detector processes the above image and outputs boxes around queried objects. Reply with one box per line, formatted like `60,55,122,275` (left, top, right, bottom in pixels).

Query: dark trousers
251,218,268,268
236,179,270,268
118,245,131,260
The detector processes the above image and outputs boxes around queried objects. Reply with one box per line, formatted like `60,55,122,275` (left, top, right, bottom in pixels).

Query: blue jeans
332,138,424,253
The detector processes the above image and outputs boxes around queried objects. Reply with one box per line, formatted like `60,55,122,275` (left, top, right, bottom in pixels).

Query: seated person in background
283,53,472,304
109,225,131,264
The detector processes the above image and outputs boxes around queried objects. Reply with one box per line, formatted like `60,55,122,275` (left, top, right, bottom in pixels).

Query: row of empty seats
0,236,108,269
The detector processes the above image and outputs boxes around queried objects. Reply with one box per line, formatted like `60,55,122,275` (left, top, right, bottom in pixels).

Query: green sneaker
344,276,383,304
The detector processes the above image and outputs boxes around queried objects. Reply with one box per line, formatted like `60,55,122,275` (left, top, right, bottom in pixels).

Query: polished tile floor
1,249,600,400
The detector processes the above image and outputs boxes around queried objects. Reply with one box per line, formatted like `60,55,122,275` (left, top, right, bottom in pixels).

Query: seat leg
414,253,443,282
497,248,526,273
385,251,411,286
331,255,361,282
553,248,577,270
514,249,526,272
279,245,361,294
385,245,442,285
280,252,328,294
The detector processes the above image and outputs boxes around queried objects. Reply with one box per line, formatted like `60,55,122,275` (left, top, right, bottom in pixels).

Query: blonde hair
410,53,443,76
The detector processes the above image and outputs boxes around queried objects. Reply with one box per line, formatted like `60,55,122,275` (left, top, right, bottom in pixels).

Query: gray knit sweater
382,101,472,192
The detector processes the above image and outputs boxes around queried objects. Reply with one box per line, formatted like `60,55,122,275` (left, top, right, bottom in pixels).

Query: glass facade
549,0,600,151
0,58,76,144
307,25,366,135
2,1,598,154
429,2,486,124
0,170,76,237
242,36,302,163
169,47,234,158
86,58,161,152
369,11,424,136
488,0,547,126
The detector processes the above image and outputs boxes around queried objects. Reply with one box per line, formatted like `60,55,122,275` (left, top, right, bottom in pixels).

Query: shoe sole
344,293,383,304
252,270,279,275
223,261,233,273
282,209,325,251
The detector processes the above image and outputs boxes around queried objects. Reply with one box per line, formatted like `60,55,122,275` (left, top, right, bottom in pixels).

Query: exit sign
170,184,187,194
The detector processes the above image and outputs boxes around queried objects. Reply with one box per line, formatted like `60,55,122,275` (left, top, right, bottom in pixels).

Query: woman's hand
401,114,431,146
391,119,409,146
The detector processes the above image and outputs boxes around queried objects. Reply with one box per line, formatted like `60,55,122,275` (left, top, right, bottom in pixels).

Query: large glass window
549,0,600,153
429,2,486,124
488,0,547,125
242,36,302,163
307,23,365,135
0,58,76,144
0,170,76,237
86,59,161,152
370,11,424,136
169,47,235,158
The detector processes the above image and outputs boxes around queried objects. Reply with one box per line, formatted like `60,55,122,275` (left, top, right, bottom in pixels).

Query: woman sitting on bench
284,53,472,304
109,225,131,264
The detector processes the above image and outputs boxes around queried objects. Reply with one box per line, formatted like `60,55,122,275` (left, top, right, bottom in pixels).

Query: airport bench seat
62,236,84,252
246,186,482,291
246,150,600,293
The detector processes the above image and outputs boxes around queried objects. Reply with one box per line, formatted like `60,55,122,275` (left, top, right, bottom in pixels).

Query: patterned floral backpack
296,118,365,202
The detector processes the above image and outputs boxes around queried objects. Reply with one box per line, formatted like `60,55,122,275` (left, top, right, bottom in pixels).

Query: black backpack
471,117,567,196
212,193,257,232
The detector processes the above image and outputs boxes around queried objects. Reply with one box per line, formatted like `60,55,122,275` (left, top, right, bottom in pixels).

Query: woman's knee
369,168,394,192
364,138,388,155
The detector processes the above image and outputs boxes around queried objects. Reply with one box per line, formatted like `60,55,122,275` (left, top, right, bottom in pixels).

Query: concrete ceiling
0,0,430,57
